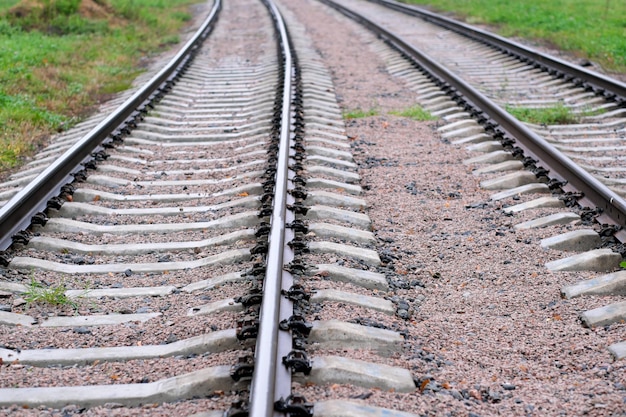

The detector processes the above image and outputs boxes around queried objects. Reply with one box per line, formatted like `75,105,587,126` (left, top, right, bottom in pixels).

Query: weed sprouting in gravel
23,278,78,309
389,105,435,121
343,108,378,119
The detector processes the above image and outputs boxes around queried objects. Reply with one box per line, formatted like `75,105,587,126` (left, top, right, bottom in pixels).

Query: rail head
249,1,295,416
0,0,222,252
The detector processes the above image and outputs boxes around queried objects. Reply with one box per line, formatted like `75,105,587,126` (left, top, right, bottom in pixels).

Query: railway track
1,0,626,415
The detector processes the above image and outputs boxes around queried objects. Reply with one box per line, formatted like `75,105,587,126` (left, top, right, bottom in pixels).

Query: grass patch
389,105,435,121
23,278,78,309
343,108,378,119
506,104,579,124
401,0,626,72
0,0,203,171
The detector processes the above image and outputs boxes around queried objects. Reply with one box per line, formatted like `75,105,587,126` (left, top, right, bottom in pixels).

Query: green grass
401,0,626,72
343,108,378,119
0,0,203,171
506,104,578,125
389,105,435,121
23,278,78,309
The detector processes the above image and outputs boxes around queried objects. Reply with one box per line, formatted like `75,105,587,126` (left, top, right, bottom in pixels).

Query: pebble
502,383,516,390
73,327,92,335
449,389,464,401
135,307,151,314
124,269,133,277
68,255,85,265
488,390,502,403
12,298,26,307
0,304,11,312
397,308,410,319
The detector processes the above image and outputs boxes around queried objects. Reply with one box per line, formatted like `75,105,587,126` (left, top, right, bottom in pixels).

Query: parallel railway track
1,0,625,415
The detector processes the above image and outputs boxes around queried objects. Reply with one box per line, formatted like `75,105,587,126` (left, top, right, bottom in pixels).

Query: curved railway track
1,0,626,415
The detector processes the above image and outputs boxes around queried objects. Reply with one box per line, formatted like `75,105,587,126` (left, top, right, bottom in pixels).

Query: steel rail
250,0,295,415
0,0,222,251
319,0,626,238
368,0,626,101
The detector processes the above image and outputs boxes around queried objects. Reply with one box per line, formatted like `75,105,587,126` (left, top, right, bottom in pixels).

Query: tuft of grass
23,278,78,309
389,105,436,121
506,104,578,125
343,108,378,119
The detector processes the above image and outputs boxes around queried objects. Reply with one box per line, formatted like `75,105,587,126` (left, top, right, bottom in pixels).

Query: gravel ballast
277,0,626,415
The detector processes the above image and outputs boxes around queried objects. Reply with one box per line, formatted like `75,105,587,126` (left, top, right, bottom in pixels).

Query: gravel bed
0,0,272,414
3,0,625,414
279,0,626,415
